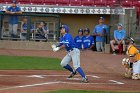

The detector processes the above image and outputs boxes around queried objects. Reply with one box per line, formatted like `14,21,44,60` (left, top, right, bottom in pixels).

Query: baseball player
5,0,22,38
83,28,95,49
52,25,88,83
93,17,108,52
126,37,140,79
74,28,85,50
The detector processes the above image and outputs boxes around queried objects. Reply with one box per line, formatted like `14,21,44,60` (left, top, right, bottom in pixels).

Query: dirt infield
0,49,140,93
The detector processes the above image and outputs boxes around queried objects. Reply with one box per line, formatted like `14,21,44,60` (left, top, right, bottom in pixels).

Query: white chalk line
61,81,124,85
0,74,124,84
0,80,124,91
109,80,124,84
0,81,61,91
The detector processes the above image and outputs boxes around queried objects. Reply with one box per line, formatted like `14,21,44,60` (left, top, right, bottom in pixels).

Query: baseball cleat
67,71,77,78
81,77,88,83
132,74,139,80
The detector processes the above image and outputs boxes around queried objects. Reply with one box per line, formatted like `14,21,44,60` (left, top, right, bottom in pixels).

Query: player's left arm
92,26,99,36
52,37,63,52
104,25,109,36
120,30,126,42
15,7,22,14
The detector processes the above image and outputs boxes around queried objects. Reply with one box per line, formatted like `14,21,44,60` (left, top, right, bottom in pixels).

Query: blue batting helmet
78,28,83,34
60,24,69,33
84,28,90,33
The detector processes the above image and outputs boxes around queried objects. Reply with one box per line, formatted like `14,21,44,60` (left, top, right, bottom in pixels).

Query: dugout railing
0,12,60,41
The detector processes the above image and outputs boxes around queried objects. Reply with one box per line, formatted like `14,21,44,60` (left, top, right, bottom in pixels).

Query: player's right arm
89,36,95,49
92,26,97,36
5,7,13,14
92,25,101,36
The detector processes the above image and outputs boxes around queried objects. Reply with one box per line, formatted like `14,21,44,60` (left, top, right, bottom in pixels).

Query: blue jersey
7,6,21,24
22,23,34,31
58,33,75,51
114,29,126,40
93,24,108,42
83,35,94,49
74,35,85,49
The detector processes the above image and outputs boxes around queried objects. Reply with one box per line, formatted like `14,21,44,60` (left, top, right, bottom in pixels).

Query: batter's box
26,74,124,85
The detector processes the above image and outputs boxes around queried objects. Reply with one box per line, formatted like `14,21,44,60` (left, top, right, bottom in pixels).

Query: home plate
67,78,81,80
27,75,44,78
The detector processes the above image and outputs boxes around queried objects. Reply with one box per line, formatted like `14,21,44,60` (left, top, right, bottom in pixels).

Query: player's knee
60,61,67,67
110,40,113,44
73,66,79,70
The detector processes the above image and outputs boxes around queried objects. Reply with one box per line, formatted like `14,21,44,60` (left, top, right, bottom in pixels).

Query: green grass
44,90,140,93
0,55,63,70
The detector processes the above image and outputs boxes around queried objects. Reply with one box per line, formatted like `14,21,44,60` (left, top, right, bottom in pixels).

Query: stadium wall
0,40,56,50
59,14,110,37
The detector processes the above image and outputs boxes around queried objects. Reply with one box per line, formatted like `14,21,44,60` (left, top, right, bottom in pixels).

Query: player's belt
68,48,74,52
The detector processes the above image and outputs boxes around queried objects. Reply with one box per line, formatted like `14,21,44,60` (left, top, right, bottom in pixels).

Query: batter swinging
52,25,88,83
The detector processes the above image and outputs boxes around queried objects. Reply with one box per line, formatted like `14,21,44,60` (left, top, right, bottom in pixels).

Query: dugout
0,12,60,41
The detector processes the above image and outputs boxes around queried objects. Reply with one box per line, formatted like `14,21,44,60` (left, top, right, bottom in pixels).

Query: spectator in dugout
20,16,34,40
35,21,48,40
110,23,126,55
83,28,95,50
74,28,85,50
92,17,108,52
5,0,22,38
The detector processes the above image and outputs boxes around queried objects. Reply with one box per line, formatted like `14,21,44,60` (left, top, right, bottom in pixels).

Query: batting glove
53,47,60,52
51,44,56,49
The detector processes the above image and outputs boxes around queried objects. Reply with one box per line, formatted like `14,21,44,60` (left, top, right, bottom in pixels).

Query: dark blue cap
99,17,104,20
60,25,69,33
78,28,83,32
12,0,17,4
84,28,90,33
78,28,83,34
